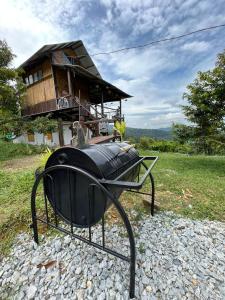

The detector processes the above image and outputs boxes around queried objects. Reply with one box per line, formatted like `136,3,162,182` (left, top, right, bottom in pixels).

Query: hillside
125,127,172,140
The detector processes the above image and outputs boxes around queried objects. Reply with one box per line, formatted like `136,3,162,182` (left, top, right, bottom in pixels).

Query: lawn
0,141,225,257
141,150,225,221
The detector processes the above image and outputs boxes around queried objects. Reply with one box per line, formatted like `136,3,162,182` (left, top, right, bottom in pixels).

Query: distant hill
125,127,172,140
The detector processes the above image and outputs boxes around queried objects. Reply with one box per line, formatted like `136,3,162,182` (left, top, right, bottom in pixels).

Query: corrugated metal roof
20,40,101,78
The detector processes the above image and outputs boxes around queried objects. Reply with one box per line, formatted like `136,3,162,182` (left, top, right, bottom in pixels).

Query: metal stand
31,156,158,299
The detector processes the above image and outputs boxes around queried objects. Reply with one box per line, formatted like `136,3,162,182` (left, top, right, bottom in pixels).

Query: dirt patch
1,155,41,172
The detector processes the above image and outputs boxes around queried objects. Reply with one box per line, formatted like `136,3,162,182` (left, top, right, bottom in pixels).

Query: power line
88,23,225,57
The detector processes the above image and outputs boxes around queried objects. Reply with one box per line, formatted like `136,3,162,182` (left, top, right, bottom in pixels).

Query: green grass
0,143,225,257
141,150,225,221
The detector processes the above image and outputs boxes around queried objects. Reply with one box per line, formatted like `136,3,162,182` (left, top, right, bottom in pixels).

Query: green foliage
25,116,58,135
172,123,195,144
0,40,26,116
114,120,126,140
0,140,46,162
40,147,54,168
173,49,225,154
139,136,153,149
137,136,192,154
125,127,172,140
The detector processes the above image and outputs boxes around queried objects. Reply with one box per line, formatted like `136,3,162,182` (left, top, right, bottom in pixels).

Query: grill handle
99,156,158,190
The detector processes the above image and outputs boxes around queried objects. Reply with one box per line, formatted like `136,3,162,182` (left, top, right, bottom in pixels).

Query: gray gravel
1,211,225,299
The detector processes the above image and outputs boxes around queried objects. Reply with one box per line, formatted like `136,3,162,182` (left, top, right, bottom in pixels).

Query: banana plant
114,120,126,141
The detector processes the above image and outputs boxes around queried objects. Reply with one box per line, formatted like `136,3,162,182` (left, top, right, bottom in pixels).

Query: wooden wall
64,48,76,58
24,59,56,107
55,68,69,96
74,76,90,104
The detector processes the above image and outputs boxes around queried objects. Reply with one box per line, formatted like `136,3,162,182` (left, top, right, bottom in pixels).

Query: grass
141,150,225,221
0,141,225,257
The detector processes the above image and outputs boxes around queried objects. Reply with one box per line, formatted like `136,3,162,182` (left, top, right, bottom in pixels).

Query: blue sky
1,0,225,128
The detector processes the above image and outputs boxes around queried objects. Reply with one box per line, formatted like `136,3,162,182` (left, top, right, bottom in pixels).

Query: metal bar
102,216,105,249
68,170,73,234
43,178,49,225
48,174,58,227
31,186,39,244
150,172,155,216
99,156,158,190
142,162,155,216
115,157,145,180
36,218,130,262
88,184,95,242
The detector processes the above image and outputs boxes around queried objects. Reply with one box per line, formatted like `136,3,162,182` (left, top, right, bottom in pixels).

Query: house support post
95,104,98,118
58,118,64,146
119,99,122,120
67,69,72,96
101,92,104,117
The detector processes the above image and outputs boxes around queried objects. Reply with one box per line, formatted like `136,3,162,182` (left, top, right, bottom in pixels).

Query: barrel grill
45,142,140,228
31,142,158,299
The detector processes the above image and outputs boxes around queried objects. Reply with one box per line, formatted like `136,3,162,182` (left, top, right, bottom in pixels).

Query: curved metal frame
31,165,136,298
31,156,158,299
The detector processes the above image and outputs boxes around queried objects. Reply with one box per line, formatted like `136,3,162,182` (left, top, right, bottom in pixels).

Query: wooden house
15,41,131,146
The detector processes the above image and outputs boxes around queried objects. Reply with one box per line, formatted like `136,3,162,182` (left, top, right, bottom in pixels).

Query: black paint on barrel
45,142,140,227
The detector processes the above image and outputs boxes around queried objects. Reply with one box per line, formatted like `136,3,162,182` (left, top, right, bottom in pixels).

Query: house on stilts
15,41,131,146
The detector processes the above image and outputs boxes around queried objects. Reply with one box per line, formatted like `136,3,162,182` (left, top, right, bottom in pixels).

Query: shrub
0,140,46,162
139,136,150,149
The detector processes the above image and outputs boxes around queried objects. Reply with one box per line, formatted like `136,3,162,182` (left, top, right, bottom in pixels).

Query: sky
0,0,225,129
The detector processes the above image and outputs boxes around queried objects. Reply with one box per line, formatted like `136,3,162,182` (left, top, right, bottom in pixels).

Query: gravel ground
1,211,225,300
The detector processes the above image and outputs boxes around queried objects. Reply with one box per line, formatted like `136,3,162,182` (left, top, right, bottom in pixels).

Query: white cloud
0,0,69,66
181,41,210,52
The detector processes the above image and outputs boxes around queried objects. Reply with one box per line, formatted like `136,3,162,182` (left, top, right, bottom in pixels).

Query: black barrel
45,142,140,227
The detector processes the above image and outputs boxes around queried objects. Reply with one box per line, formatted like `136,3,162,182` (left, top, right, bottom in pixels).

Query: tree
172,123,195,145
174,49,225,154
0,40,25,115
0,40,57,140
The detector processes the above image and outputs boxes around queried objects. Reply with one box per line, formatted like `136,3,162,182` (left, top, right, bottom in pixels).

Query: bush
139,136,150,149
0,140,46,162
137,137,192,154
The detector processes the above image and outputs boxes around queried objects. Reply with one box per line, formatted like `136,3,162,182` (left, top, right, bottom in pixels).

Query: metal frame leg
142,162,155,216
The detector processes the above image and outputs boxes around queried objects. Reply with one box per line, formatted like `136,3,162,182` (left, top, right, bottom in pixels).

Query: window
29,74,33,85
37,70,43,80
33,72,38,82
25,69,43,86
46,132,53,141
27,132,35,142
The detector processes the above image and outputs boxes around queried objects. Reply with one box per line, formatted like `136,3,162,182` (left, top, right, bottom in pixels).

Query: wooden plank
84,118,115,125
88,135,114,144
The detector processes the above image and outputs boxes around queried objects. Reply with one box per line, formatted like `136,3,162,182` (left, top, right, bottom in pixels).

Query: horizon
1,0,225,129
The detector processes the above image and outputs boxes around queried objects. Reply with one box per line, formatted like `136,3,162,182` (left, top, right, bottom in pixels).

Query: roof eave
52,63,132,99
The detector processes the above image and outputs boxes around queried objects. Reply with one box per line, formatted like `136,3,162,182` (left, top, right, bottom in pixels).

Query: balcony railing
22,95,123,121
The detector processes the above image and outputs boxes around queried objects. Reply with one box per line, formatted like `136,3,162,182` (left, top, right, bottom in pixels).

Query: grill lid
46,142,139,180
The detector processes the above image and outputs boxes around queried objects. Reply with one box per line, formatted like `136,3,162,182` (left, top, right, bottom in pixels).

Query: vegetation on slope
126,127,172,140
